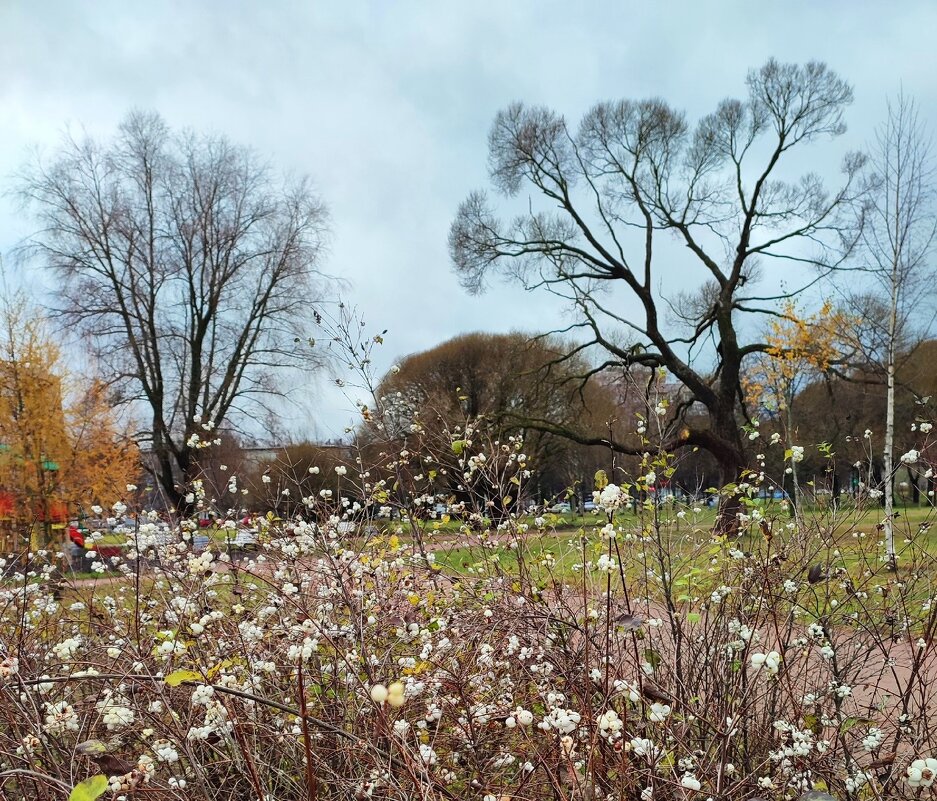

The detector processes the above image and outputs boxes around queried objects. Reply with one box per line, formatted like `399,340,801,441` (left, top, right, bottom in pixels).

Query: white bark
853,94,936,569
786,391,801,518
883,267,898,566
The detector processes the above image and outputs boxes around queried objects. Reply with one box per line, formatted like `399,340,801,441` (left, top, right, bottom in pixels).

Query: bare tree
450,60,866,530
20,111,329,509
846,94,937,566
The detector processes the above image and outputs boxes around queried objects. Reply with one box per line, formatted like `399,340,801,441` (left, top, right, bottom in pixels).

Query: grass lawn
35,499,937,601
91,526,243,547
422,500,937,584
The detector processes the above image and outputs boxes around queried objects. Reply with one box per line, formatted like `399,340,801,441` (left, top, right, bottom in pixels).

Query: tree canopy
20,111,330,509
373,331,629,504
0,291,138,546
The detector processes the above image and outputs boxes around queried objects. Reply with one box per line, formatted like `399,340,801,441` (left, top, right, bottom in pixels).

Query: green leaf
69,775,108,801
164,669,202,687
841,716,875,733
643,648,661,670
804,713,821,735
451,440,465,455
75,740,108,756
687,612,701,624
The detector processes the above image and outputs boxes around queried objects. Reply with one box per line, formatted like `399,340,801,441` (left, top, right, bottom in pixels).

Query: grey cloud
1,0,935,437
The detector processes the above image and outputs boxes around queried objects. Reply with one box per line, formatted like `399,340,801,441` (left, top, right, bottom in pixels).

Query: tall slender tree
848,94,937,566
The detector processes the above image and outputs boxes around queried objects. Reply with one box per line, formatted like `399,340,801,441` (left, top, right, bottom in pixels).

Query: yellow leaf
207,660,233,679
594,470,608,491
68,775,108,801
164,669,202,687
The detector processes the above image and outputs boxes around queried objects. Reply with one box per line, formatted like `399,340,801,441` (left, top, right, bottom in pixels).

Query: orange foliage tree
0,291,139,549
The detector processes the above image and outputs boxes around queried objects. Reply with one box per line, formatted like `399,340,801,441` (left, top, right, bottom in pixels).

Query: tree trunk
176,447,200,517
712,422,746,537
154,447,182,512
785,393,801,520
883,257,899,568
150,427,196,516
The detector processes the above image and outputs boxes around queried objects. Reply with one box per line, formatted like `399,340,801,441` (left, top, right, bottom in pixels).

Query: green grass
10,500,937,630
90,526,241,547
423,501,937,585
430,532,578,575
59,499,937,591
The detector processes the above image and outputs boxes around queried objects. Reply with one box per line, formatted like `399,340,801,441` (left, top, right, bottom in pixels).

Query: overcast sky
2,1,935,439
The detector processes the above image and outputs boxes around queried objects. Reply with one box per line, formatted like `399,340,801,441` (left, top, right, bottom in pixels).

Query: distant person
67,522,85,549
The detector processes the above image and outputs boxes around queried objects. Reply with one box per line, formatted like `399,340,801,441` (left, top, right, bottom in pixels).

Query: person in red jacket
67,523,85,549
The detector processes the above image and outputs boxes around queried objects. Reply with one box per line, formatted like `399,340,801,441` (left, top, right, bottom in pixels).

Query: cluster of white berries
153,739,180,763
680,773,702,791
862,727,884,751
539,706,581,734
750,650,781,676
42,701,79,734
191,684,215,706
51,636,81,660
908,757,937,788
596,554,617,573
901,449,921,464
594,482,630,511
597,708,623,740
504,708,534,728
369,681,406,708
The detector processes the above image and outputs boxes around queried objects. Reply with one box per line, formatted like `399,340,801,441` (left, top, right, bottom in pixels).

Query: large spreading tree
450,60,867,529
21,112,329,509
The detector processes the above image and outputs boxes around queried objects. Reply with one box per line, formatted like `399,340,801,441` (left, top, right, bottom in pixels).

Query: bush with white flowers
1,366,937,801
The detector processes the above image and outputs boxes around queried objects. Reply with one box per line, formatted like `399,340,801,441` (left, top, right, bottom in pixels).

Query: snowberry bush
2,336,937,800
